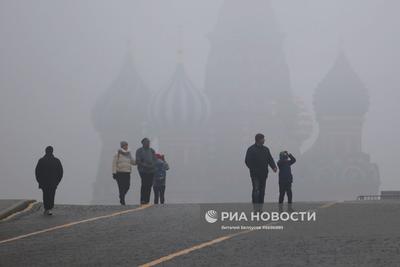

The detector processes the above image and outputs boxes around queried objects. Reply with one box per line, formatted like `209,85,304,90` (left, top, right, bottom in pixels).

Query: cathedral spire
314,51,369,120
177,25,184,64
211,0,280,41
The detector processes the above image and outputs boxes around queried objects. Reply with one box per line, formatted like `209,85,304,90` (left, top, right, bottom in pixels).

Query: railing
357,194,400,200
357,195,381,200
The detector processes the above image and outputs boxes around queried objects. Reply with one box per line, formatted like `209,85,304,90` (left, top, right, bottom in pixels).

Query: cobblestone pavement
0,201,399,266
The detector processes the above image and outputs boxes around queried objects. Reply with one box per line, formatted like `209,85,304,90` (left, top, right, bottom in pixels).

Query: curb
0,200,36,221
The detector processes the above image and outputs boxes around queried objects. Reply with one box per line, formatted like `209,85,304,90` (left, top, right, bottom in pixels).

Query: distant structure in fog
92,0,379,203
296,52,380,200
202,0,312,201
149,50,210,202
92,0,313,203
92,52,150,204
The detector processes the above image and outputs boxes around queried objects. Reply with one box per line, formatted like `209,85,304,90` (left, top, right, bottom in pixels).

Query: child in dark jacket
277,151,296,204
153,154,169,204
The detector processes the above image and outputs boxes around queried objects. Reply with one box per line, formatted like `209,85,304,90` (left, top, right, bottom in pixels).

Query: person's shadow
252,203,295,214
279,203,295,213
252,203,264,213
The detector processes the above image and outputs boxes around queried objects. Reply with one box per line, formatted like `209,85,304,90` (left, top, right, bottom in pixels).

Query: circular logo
205,210,218,223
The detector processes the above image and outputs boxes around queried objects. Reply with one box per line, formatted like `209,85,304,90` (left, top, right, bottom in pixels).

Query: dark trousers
42,187,56,210
116,172,131,204
251,176,267,204
153,185,166,204
279,182,292,203
139,172,154,204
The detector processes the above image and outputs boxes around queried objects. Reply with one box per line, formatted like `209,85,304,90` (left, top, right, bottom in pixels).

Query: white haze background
0,0,399,204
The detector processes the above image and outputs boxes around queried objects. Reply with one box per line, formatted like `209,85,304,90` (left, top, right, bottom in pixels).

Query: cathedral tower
149,53,210,202
297,52,380,200
92,51,150,204
203,0,307,201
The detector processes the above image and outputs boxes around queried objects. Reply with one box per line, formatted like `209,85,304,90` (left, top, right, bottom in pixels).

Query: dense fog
0,0,399,204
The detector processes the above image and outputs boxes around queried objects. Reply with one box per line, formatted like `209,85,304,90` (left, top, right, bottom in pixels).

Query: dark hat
45,146,54,154
279,151,289,160
255,133,265,142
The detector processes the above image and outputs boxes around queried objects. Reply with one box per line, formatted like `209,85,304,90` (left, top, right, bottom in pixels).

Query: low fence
357,194,400,200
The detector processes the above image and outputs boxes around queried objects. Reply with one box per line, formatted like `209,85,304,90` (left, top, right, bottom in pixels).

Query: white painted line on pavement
319,201,338,209
139,202,338,267
139,228,255,267
0,204,152,245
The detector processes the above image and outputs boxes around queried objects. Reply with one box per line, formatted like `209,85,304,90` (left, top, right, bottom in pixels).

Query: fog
0,0,399,204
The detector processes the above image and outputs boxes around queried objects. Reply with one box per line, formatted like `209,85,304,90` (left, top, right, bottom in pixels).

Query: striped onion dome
149,63,210,130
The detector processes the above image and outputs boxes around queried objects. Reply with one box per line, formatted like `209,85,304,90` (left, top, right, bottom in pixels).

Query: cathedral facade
201,0,311,201
92,0,379,203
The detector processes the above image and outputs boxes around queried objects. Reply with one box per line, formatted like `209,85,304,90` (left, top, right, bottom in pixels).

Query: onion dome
314,52,369,119
149,63,210,130
92,53,150,134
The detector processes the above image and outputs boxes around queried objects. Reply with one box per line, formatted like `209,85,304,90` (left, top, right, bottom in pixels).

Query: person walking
112,141,136,205
35,146,63,215
136,138,156,205
245,133,277,205
153,154,169,204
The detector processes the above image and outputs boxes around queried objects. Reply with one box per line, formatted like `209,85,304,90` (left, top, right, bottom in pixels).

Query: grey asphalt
0,201,399,267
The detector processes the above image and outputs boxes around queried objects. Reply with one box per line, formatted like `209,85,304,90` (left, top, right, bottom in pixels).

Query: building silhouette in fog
92,0,312,203
92,0,379,203
149,51,210,202
92,52,150,204
296,52,380,200
202,0,312,201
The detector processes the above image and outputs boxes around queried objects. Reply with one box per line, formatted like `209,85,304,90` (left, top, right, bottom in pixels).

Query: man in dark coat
35,146,63,215
245,133,277,204
136,138,156,205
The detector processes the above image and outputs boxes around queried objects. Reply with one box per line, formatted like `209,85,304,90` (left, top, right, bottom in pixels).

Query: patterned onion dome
314,51,369,119
149,63,210,130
